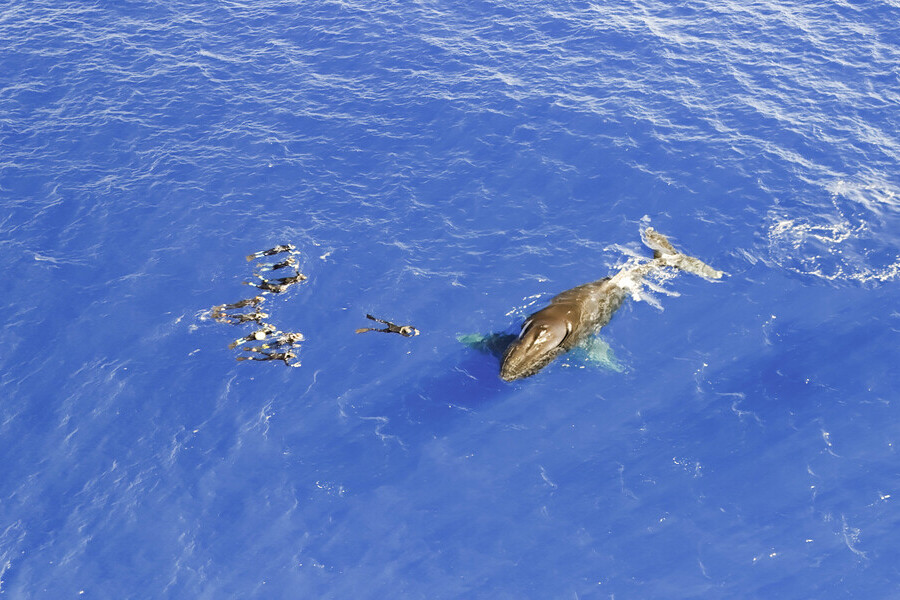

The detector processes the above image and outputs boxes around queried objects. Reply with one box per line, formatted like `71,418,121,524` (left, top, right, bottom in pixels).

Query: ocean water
1,0,899,597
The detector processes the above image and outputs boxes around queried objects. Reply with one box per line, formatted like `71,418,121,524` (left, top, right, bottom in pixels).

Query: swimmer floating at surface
210,296,265,319
236,331,304,361
214,296,265,310
246,244,295,262
236,349,299,367
257,256,298,272
268,331,305,346
355,314,419,337
244,271,307,293
240,331,305,351
210,306,269,325
255,272,307,286
228,323,278,349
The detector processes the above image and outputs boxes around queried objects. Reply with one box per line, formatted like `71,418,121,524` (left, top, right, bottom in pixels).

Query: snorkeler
256,256,298,272
244,271,307,293
260,271,306,286
355,314,419,337
227,323,279,349
237,331,304,351
246,245,296,262
236,348,299,367
210,296,265,320
269,331,305,347
212,308,269,325
213,296,265,310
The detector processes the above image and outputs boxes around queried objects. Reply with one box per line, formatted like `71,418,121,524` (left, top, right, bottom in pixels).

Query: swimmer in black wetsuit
244,271,307,293
257,256,298,272
270,331,305,346
228,323,278,349
210,296,265,320
236,348,299,366
240,331,304,350
237,330,303,354
213,296,265,310
261,272,307,286
212,308,269,325
355,314,419,337
246,245,295,262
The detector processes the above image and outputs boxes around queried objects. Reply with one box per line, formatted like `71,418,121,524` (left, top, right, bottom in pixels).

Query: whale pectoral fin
564,336,625,373
583,336,625,372
458,333,518,358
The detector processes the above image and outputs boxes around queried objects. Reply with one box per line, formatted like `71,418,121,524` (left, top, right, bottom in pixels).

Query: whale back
546,277,626,348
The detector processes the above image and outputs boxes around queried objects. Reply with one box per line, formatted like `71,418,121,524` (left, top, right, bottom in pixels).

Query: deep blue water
2,0,900,597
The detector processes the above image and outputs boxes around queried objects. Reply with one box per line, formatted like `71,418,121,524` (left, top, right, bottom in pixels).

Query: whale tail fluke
642,227,725,281
643,227,678,258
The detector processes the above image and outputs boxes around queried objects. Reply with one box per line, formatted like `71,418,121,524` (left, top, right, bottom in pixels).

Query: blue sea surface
2,0,900,597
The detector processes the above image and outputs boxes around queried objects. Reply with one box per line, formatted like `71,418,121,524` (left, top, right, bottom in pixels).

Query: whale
499,228,723,382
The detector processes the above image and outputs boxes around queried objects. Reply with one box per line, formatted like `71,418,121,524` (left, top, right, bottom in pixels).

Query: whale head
500,314,571,381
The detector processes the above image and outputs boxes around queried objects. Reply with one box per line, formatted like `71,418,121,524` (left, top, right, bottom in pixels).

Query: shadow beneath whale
457,332,518,360
338,329,625,459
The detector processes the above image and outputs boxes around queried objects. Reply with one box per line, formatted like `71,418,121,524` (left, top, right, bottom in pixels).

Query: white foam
767,181,900,284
